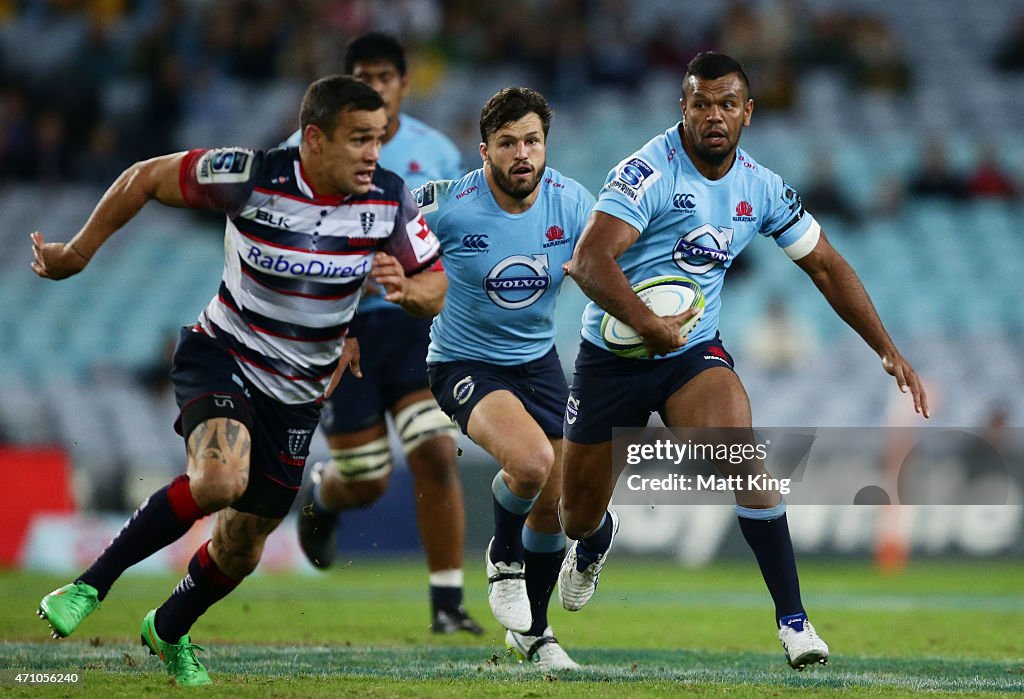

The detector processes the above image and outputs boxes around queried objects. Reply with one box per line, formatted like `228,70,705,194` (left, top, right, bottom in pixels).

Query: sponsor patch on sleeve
196,148,255,184
606,157,661,204
406,213,440,263
413,181,439,214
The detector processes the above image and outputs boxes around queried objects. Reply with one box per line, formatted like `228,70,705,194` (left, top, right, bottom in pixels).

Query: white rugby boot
558,509,619,611
485,538,531,632
778,613,830,670
506,626,580,671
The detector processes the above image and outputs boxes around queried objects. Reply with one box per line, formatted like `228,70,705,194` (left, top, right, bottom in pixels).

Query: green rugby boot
140,609,212,687
38,581,100,638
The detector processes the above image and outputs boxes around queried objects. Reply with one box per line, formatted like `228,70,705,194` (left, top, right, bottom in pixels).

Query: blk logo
255,209,290,229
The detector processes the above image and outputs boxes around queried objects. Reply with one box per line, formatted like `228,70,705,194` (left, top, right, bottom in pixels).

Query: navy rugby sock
156,540,240,642
430,585,462,612
736,507,804,623
490,472,536,564
523,527,566,636
79,475,207,601
576,511,613,571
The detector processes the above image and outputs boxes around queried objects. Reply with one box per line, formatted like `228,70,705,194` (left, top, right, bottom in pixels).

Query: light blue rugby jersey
420,168,596,365
284,113,463,313
584,123,821,358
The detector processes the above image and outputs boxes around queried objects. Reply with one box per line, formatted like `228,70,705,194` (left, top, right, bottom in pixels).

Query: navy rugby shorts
321,308,433,434
563,335,735,445
170,327,322,518
427,346,568,438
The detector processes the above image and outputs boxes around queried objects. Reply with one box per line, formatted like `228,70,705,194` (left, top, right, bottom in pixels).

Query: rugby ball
600,275,705,357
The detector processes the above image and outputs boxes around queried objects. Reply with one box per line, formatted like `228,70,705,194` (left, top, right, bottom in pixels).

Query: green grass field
1,558,1021,697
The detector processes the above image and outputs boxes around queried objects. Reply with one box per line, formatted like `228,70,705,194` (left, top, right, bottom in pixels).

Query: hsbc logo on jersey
406,214,440,263
484,254,551,310
673,224,733,274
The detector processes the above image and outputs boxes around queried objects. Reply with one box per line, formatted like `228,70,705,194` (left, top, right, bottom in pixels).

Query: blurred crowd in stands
3,1,1023,491
0,0,1020,191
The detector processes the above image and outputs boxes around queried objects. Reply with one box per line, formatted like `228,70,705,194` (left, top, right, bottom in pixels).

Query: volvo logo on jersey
484,254,551,309
673,224,733,275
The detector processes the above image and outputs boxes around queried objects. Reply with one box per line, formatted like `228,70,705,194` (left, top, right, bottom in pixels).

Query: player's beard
490,160,545,200
690,127,741,166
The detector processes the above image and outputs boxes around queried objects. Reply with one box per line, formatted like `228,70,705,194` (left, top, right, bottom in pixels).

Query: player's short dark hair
299,75,384,137
683,52,751,99
344,32,407,75
479,87,553,143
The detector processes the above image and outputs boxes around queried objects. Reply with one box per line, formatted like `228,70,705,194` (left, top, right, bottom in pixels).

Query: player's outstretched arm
566,211,694,357
371,252,447,317
794,229,930,418
30,153,189,281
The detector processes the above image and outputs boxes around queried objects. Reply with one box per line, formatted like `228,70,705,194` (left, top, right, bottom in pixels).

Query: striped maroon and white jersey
179,146,441,404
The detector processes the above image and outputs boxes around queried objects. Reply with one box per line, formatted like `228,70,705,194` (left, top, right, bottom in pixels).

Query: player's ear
743,98,753,127
478,141,488,163
399,73,410,100
304,124,323,154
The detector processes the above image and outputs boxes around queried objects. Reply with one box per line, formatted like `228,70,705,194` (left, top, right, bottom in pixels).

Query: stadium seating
1,0,1021,508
